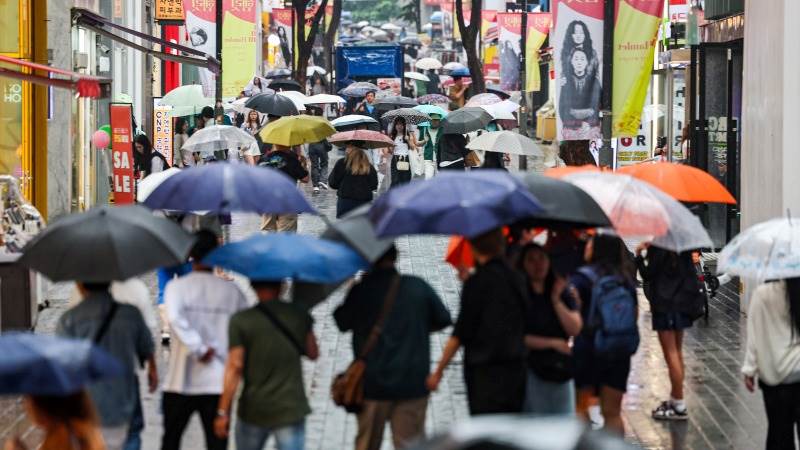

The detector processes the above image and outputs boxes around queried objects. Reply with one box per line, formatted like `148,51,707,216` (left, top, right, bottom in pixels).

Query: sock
671,397,686,412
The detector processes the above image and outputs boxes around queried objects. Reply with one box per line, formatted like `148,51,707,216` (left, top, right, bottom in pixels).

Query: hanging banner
272,8,293,69
497,13,521,91
612,0,665,137
183,0,217,98
554,0,604,141
482,10,499,76
109,104,135,205
525,13,551,92
481,10,497,41
450,1,470,41
222,0,258,97
153,105,174,165
325,4,336,41
617,87,653,166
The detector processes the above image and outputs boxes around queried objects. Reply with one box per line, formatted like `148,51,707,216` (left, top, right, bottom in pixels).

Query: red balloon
92,129,111,149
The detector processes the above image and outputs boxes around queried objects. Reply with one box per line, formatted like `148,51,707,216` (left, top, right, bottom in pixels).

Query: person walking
259,144,309,232
388,117,419,187
447,76,468,110
328,143,379,218
174,118,192,167
308,137,332,193
427,228,528,415
214,280,319,450
334,245,452,450
636,244,704,421
418,114,444,179
56,282,157,450
517,244,582,415
742,278,800,449
161,231,249,450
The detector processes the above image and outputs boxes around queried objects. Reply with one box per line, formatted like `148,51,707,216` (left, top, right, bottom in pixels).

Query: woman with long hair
327,142,378,218
389,117,419,187
743,278,800,449
173,118,194,167
133,134,168,178
560,20,599,80
240,110,262,136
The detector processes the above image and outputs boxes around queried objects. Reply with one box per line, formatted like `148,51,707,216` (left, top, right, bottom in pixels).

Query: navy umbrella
369,170,544,238
244,93,299,116
0,332,124,396
450,67,470,77
144,163,315,215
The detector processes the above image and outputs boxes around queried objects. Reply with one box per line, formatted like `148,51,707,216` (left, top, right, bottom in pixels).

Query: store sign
153,105,174,165
109,104,135,205
155,0,185,22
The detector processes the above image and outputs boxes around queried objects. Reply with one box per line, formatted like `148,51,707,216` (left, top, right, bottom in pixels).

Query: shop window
0,2,20,55
0,73,24,184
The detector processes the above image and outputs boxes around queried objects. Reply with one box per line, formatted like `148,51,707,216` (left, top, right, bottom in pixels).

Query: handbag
396,158,410,171
331,275,401,413
465,150,481,167
529,349,574,383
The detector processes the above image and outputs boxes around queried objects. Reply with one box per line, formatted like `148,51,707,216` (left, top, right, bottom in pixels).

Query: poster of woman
497,13,521,91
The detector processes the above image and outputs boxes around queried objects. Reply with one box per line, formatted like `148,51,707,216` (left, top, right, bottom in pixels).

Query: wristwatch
216,409,228,418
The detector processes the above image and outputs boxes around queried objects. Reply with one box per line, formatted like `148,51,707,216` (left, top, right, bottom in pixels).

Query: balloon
92,129,110,149
99,125,112,150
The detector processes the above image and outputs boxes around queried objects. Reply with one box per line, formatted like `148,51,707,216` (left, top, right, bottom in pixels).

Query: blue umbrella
204,233,367,283
144,163,315,215
0,333,124,396
430,11,443,23
369,170,544,238
450,67,470,77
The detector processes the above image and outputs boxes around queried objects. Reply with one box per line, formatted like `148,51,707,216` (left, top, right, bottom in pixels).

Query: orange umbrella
618,162,736,204
445,236,474,270
544,165,604,179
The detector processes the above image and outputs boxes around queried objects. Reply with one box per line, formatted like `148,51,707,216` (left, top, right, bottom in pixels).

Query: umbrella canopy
329,130,395,149
381,107,431,125
305,94,346,105
330,114,380,130
564,172,713,252
265,68,292,79
374,95,418,110
519,173,611,229
381,23,402,31
244,93,299,116
136,167,182,202
0,333,124,396
465,93,502,107
400,36,422,46
445,236,475,270
442,107,493,134
19,205,195,282
413,104,448,118
259,115,336,147
159,84,213,117
204,233,367,283
545,164,605,178
321,204,394,262
269,79,303,92
405,71,430,82
229,97,252,114
181,125,256,156
480,103,516,120
443,62,467,72
494,99,521,114
485,84,511,99
450,67,470,77
618,162,737,204
416,94,450,105
442,76,472,88
277,91,308,111
339,81,379,97
144,164,315,215
307,65,326,77
466,131,543,156
369,170,544,238
415,58,443,70
718,217,800,280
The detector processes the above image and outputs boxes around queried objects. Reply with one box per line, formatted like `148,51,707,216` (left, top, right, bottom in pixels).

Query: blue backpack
578,267,640,358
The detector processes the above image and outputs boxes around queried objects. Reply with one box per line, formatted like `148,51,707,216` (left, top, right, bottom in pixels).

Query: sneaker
652,401,688,421
161,332,170,346
588,405,604,430
313,187,320,193
318,181,329,190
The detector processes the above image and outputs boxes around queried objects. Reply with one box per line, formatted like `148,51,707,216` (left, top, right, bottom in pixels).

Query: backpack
578,267,640,358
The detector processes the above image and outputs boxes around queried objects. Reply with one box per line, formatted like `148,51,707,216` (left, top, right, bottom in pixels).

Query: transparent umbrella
718,217,800,280
181,125,256,157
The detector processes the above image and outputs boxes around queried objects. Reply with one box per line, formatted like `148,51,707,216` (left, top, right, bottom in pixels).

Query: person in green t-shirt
214,280,319,450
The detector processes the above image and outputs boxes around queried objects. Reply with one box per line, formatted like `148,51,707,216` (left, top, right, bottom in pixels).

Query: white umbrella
277,91,308,111
422,23,433,31
136,167,182,202
405,71,430,82
307,65,326,77
181,125,256,156
381,23,402,31
305,94,347,105
330,115,379,128
361,26,381,35
357,20,370,28
159,85,214,117
494,99,521,114
230,97,251,114
718,217,800,280
480,104,516,120
444,62,466,72
466,131,543,156
416,57,443,70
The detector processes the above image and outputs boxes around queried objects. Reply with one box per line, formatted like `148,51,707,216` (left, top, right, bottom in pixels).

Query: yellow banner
222,7,258,97
525,13,551,92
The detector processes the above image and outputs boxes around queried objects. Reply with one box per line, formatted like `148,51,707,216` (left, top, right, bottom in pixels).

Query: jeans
161,393,226,450
308,147,329,187
123,387,144,450
523,370,576,416
760,380,800,450
235,419,305,450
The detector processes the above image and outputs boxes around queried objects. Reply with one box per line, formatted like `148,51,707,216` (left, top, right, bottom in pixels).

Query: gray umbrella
374,95,418,111
19,205,195,282
321,204,394,263
381,108,431,125
441,107,494,134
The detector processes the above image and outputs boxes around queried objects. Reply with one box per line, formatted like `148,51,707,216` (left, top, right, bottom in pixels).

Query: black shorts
652,311,695,331
573,339,631,393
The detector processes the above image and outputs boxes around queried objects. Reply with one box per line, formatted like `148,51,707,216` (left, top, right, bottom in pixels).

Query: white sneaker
319,182,329,190
313,187,320,193
588,405,604,430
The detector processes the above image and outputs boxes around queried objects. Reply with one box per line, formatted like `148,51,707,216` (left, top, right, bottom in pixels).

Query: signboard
183,0,217,97
153,105,174,165
155,0,185,22
272,8,293,69
109,104,135,205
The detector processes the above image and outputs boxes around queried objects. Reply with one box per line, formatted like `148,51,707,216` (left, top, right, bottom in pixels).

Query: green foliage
398,0,418,28
344,0,397,23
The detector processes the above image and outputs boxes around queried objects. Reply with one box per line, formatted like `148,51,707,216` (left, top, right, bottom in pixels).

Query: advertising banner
616,88,653,166
153,105,174,165
612,0,665,137
451,1,471,41
183,0,217,98
155,0,185,22
272,8,293,69
525,13,551,92
554,0,604,141
497,13,521,91
222,0,258,97
109,104,135,205
481,10,498,76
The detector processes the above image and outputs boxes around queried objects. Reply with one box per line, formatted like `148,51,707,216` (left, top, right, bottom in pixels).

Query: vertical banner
272,8,293,69
497,13,521,91
451,1,470,41
612,0,665,136
525,13,551,92
109,104,135,205
222,0,258,97
153,105,174,165
481,10,498,76
554,0,604,141
183,0,217,98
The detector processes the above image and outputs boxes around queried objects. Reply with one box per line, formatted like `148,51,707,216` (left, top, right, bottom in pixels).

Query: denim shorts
652,311,695,331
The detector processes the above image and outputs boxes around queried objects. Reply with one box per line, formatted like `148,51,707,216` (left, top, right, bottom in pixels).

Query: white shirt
742,281,800,385
162,271,249,394
394,136,410,156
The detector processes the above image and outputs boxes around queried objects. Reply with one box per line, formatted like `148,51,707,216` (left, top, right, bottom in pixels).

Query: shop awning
72,8,220,73
0,54,110,98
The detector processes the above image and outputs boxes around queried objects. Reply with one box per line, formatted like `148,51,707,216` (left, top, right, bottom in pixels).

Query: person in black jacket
328,143,379,218
437,133,469,171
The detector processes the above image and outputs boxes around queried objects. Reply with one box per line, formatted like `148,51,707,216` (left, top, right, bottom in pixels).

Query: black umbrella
441,107,493,134
269,79,304,92
265,68,292,79
518,173,611,229
485,83,511,100
19,205,195,282
374,95,418,111
244,93,299,116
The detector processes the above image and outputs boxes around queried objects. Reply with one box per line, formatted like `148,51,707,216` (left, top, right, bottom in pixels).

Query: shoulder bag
256,303,306,355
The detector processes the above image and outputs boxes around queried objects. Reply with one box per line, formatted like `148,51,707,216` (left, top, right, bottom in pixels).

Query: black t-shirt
258,150,308,182
525,285,577,341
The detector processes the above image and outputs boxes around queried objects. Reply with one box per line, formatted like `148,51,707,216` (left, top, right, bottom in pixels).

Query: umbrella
405,71,430,82
519,173,611,229
415,58,443,70
330,114,380,130
381,108,431,125
481,103,516,120
144,164,315,215
430,11,443,23
339,81,379,97
265,68,292,79
494,99,521,114
181,125,256,156
442,77,472,88
329,130,395,149
0,332,124,396
244,93,299,116
159,84,213,117
374,95,418,111
204,233,367,283
277,91,308,111
563,172,713,252
370,30,390,41
413,104,448,118
369,170,544,238
443,62,467,72
450,67,470,77
618,162,737,204
466,131,543,157
718,217,800,280
380,23,402,31
307,65,326,77
442,107,493,134
465,93,502,107
305,94,347,105
229,97,252,114
269,79,303,92
445,237,475,270
259,115,336,147
244,76,272,95
416,94,450,105
545,164,605,178
357,20,369,27
400,36,422,46
19,205,195,282
485,84,511,99
137,167,182,202
322,204,394,262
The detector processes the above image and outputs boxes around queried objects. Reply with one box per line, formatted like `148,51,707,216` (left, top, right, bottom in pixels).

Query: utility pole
215,0,223,120
518,0,528,171
599,0,614,168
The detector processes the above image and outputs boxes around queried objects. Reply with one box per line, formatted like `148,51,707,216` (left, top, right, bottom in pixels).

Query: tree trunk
293,0,328,89
559,140,595,166
414,0,422,33
455,0,485,94
323,0,342,94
